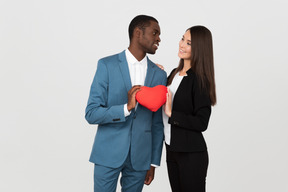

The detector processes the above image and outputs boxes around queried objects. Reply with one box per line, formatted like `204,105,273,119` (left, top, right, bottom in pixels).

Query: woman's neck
179,60,191,76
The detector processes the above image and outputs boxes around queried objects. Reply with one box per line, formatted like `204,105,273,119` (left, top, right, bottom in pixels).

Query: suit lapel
118,51,132,93
144,58,155,87
118,53,156,113
136,58,156,113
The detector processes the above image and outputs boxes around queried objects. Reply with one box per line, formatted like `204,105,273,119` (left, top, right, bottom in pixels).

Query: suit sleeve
85,59,126,125
151,73,167,166
169,77,211,132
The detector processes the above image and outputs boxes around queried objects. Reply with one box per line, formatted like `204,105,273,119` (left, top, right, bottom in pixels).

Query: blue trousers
94,152,147,192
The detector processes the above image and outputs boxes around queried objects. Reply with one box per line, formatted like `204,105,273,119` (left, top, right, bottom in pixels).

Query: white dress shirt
124,49,147,116
162,72,185,145
124,49,158,168
126,49,147,86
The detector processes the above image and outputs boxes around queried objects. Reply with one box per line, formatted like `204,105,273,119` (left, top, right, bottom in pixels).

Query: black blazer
168,68,211,152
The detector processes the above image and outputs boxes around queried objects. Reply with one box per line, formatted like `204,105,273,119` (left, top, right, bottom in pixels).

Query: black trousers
166,144,209,192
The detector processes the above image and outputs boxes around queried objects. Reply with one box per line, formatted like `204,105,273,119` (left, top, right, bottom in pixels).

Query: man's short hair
128,15,158,41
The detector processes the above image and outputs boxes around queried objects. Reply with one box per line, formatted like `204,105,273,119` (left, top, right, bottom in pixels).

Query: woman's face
178,30,192,60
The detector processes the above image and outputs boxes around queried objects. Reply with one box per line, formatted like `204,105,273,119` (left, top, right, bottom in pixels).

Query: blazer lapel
136,58,156,113
118,54,156,113
118,51,132,93
144,58,155,87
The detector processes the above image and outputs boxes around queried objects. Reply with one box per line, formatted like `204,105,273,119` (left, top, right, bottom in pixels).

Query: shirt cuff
124,104,131,117
151,164,159,168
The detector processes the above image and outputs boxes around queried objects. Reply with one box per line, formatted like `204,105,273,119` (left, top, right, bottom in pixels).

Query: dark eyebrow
182,35,191,42
154,29,160,34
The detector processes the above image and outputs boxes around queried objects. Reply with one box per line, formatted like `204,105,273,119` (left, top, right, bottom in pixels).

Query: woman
162,25,216,192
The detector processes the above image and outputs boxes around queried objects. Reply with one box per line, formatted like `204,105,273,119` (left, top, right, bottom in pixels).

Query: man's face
138,21,161,54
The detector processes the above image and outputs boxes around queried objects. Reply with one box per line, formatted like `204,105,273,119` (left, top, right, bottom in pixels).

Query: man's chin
147,50,156,55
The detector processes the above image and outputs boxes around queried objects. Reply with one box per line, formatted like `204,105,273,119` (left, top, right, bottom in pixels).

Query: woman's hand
164,88,172,117
155,63,164,70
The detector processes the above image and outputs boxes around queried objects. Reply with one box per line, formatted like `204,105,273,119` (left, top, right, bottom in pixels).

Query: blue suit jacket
85,50,167,171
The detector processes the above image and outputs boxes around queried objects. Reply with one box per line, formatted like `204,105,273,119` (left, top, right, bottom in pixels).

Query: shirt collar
125,49,147,65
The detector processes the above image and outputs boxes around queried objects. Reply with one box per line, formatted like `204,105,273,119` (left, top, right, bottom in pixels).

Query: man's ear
134,27,142,39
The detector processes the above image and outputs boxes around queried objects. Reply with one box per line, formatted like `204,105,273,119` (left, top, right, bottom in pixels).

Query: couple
85,15,216,192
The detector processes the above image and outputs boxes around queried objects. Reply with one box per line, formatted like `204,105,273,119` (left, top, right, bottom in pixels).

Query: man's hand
127,85,141,111
144,166,155,185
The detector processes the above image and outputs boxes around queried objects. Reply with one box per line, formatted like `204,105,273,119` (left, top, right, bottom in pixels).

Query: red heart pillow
136,85,167,112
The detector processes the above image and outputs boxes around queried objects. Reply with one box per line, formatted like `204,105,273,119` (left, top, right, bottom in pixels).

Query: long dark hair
167,26,217,106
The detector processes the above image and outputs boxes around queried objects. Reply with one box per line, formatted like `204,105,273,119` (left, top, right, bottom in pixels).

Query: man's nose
157,35,161,42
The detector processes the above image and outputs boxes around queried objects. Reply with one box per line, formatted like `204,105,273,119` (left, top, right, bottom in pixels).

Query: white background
1,0,287,191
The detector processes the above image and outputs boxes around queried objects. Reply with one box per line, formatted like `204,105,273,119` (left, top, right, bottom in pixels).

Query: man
85,15,167,192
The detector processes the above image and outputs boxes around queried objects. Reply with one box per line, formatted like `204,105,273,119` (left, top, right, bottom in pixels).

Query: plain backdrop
1,0,287,191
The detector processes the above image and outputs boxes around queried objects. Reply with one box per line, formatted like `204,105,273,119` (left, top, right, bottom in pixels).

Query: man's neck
128,46,146,61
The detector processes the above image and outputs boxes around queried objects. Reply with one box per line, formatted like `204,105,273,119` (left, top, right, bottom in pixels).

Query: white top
124,49,158,167
125,49,147,86
124,49,148,116
163,72,185,145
